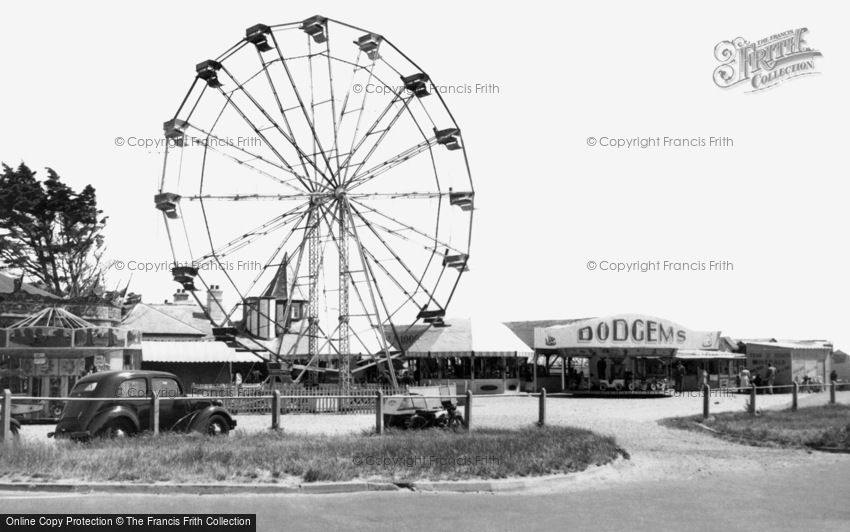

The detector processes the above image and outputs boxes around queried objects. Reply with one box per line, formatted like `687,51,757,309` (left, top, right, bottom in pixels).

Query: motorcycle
382,386,465,432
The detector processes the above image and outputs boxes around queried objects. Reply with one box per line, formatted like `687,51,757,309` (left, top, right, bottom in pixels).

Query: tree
0,163,107,297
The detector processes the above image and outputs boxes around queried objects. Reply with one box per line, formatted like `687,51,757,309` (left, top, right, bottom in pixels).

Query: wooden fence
190,383,402,414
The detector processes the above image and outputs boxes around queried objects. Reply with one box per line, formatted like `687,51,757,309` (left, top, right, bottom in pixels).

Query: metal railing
190,383,400,414
2,383,844,443
2,388,517,442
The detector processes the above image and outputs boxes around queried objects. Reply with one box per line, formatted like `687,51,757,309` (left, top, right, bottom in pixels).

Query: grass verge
0,426,626,484
663,403,850,449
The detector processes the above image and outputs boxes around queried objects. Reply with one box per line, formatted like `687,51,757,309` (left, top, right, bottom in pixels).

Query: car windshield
69,381,98,397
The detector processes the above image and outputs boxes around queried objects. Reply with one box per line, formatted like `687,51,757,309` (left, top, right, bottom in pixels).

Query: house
122,287,261,388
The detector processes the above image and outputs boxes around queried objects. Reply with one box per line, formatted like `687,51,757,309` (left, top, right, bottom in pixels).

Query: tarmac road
7,392,850,531
2,459,849,532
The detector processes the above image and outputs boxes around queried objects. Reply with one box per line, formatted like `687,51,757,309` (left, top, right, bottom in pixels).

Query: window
70,381,98,397
118,378,147,398
152,378,181,398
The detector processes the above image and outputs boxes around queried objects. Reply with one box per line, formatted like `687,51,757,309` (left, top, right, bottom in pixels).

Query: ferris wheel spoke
322,31,343,180
185,193,318,202
348,192,447,200
342,201,401,386
313,201,394,359
345,136,438,191
347,201,441,310
333,50,365,164
196,202,309,263
320,199,432,311
254,51,316,186
201,204,311,325
212,85,322,193
268,31,338,188
190,132,307,194
218,67,336,192
338,92,411,180
350,198,465,256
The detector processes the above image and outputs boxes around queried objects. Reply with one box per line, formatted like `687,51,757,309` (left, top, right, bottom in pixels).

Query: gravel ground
15,390,850,491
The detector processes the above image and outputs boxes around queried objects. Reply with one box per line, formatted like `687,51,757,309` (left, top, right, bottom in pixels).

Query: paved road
2,459,849,532
8,392,850,531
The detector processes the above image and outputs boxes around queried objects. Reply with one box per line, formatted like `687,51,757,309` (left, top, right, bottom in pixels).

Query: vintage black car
49,370,236,440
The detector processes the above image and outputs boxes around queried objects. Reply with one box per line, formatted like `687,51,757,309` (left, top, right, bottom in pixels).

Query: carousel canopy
404,318,533,358
0,306,141,355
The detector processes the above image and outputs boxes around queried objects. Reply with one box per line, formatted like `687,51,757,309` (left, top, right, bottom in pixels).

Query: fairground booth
0,307,142,419
532,314,746,393
387,318,533,395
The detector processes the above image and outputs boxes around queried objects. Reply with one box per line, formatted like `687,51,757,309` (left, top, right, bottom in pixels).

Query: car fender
88,406,141,435
177,406,236,432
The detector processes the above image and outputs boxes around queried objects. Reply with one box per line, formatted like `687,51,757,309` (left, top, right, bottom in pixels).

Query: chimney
173,288,190,304
207,285,225,325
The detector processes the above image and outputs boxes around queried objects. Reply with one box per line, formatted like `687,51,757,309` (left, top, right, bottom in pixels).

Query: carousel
0,306,142,420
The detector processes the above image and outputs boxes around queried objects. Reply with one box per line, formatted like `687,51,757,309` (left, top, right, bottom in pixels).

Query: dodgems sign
534,314,721,350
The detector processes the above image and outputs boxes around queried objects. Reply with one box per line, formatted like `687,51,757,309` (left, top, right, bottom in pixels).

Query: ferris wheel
155,16,474,390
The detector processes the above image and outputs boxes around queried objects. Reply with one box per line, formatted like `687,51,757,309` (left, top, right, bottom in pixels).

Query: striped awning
405,318,533,358
141,340,260,363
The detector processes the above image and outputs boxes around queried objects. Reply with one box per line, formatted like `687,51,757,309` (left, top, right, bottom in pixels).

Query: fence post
792,382,798,411
1,389,11,443
150,394,160,436
749,384,757,415
465,391,473,432
375,391,383,435
702,384,710,419
272,390,281,430
538,388,547,426
830,382,836,404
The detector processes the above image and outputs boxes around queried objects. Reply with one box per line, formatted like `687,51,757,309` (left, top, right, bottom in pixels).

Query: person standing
766,363,776,395
740,366,751,391
675,362,686,392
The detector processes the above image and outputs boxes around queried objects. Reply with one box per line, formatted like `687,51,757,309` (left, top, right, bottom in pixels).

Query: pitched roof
122,303,210,337
503,319,590,350
407,318,533,357
0,272,58,298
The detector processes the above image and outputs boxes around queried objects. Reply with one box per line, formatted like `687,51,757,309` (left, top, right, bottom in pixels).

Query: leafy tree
0,163,107,297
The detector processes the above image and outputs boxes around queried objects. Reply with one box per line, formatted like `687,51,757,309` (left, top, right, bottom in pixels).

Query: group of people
736,364,777,393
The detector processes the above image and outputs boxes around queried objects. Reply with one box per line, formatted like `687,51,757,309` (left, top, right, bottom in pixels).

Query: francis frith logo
713,28,822,92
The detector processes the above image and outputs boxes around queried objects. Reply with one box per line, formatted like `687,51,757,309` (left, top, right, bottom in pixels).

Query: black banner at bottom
2,515,256,532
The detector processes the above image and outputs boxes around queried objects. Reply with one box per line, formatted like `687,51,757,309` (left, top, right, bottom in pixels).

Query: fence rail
1,383,846,444
190,383,401,414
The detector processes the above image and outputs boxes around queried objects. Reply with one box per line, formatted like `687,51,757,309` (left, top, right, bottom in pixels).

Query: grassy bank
664,404,850,449
0,426,626,484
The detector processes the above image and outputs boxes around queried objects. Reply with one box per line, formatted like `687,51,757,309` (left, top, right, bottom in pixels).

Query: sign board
534,314,721,351
32,352,46,365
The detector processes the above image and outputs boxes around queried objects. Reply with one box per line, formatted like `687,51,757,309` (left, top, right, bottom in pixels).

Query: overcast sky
1,1,846,350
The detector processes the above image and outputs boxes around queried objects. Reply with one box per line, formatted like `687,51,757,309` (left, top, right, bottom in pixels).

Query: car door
151,377,183,430
116,377,149,431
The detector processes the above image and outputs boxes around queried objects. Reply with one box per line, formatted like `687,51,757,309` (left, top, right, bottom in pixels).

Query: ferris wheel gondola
156,15,474,391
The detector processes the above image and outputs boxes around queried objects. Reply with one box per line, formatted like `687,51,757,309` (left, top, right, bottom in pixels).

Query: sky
1,1,847,350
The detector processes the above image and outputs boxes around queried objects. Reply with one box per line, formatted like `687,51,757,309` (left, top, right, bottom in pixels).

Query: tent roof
503,319,590,350
406,318,533,357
